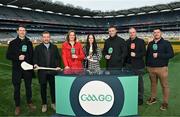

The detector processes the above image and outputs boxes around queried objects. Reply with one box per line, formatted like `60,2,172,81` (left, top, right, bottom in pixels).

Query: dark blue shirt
146,38,174,67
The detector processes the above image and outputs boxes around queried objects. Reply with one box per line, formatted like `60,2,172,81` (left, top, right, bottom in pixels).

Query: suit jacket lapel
41,44,47,60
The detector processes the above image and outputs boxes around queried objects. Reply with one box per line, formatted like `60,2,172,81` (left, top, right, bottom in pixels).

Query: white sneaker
41,104,47,113
51,103,56,111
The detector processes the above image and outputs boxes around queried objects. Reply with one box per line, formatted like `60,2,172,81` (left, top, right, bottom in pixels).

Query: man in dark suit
33,31,61,113
6,25,36,116
126,27,146,105
103,25,127,69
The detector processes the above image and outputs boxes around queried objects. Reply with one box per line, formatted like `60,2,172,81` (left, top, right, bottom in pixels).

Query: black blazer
6,37,33,83
33,43,61,83
126,37,146,69
102,35,127,69
146,38,174,67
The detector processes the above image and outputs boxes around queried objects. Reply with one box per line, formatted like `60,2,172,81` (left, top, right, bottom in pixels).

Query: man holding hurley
33,31,61,112
6,25,36,116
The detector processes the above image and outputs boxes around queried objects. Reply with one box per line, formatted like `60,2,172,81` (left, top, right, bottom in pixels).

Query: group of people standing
6,25,174,116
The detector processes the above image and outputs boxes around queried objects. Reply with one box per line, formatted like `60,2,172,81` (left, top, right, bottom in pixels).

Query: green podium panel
55,73,138,117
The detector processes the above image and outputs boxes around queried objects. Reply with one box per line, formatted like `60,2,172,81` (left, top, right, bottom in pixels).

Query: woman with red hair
62,30,85,71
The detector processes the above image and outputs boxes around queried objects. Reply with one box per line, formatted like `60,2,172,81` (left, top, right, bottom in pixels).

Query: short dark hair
42,31,50,36
153,28,162,32
66,30,76,42
108,25,117,30
16,24,26,31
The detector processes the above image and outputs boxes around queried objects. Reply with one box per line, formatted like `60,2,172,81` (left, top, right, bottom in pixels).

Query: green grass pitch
0,45,180,116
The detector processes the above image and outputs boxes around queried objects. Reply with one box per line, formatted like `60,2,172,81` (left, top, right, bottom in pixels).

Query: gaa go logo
80,94,113,102
79,81,114,115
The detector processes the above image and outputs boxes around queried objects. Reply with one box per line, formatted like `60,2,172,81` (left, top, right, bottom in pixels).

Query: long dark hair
85,34,97,55
66,30,77,42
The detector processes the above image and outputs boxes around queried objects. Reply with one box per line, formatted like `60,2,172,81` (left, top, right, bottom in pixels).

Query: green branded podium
55,69,138,116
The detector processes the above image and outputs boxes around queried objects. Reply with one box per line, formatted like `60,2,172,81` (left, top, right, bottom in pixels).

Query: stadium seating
0,3,180,42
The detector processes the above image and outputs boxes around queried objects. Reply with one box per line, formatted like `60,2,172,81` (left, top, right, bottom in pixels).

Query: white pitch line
0,62,11,67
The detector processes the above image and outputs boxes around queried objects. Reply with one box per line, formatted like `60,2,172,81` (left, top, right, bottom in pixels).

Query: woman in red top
62,30,85,70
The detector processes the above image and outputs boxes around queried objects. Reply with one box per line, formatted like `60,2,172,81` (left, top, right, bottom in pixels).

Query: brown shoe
146,97,157,105
160,103,168,111
28,103,36,112
15,107,20,116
